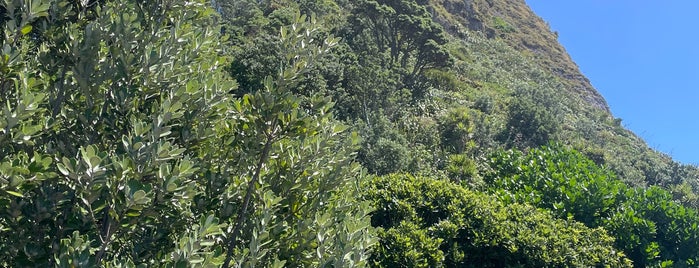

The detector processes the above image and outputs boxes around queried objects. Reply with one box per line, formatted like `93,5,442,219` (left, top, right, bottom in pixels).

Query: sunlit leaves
485,144,699,266
0,0,234,266
202,12,375,267
365,173,632,267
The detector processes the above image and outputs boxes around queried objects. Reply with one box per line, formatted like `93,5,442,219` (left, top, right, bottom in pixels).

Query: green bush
606,187,699,267
363,173,631,267
485,144,699,267
438,107,474,154
501,86,561,149
485,144,625,226
446,153,477,184
358,116,412,175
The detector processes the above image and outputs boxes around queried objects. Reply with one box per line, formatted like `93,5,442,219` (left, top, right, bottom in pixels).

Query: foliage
501,85,561,149
211,14,377,266
1,0,232,265
0,0,375,266
605,187,699,267
485,144,625,226
3,0,699,266
485,144,699,267
445,153,477,184
438,107,474,154
345,0,451,101
364,173,632,267
348,0,451,76
357,115,412,175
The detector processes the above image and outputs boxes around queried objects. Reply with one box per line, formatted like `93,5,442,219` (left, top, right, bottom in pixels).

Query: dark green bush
501,86,561,149
485,144,625,226
485,144,699,267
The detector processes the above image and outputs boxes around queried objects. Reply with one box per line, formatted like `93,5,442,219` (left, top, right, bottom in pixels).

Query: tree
347,0,451,99
348,0,450,73
0,1,376,266
1,0,233,265
205,13,377,267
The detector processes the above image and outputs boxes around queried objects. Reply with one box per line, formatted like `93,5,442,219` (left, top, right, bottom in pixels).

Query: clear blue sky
525,0,699,165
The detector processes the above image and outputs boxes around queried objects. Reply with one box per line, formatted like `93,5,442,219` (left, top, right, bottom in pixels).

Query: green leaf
199,239,215,247
20,25,32,35
5,190,23,197
57,163,70,176
189,257,204,264
126,210,142,217
166,182,177,192
132,190,150,205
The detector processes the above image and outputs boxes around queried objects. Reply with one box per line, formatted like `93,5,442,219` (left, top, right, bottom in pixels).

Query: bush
606,187,699,267
438,107,474,154
485,144,699,267
363,174,632,267
501,86,561,149
485,144,625,226
358,115,412,175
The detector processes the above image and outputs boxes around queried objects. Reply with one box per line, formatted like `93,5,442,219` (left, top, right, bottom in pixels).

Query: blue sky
525,0,699,165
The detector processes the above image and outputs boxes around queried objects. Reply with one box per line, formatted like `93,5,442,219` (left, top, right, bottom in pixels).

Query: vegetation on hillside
1,0,697,267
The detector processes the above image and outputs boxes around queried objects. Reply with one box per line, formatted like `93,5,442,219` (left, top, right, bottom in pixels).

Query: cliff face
429,0,610,113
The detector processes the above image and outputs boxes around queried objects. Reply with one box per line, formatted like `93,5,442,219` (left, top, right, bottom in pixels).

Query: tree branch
223,131,275,268
94,205,113,264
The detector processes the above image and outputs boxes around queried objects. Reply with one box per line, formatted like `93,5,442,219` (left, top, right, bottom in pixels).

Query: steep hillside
428,0,699,192
3,0,699,266
429,0,609,113
216,0,699,209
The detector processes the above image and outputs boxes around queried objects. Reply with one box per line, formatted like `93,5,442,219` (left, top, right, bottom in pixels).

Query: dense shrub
485,144,625,226
606,187,699,267
501,86,561,149
486,144,699,267
363,174,631,267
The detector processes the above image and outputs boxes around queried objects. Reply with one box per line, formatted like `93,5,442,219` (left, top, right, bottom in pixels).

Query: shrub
363,174,631,267
485,144,625,226
485,144,699,267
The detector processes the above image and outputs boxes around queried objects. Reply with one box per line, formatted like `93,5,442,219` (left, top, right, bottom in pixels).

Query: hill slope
427,0,699,193
3,0,699,266
219,0,699,202
430,0,610,112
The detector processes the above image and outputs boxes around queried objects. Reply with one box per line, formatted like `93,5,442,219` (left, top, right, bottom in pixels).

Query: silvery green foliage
202,13,376,267
0,0,375,266
1,0,232,266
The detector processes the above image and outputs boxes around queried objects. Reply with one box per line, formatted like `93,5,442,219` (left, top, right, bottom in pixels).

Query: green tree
347,0,451,99
0,1,376,266
1,0,233,265
206,14,376,267
348,0,450,75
